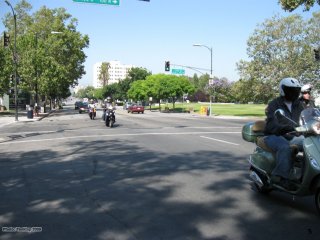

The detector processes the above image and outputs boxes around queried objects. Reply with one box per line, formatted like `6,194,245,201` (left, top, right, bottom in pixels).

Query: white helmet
279,77,301,96
301,84,312,93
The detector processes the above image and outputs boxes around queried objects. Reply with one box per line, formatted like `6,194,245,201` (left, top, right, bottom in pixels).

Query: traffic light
315,48,320,61
165,61,170,71
4,32,10,47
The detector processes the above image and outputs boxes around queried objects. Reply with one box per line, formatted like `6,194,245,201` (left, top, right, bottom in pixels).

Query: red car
128,104,144,114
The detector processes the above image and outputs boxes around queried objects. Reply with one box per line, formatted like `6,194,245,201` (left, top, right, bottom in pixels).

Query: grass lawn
154,102,267,117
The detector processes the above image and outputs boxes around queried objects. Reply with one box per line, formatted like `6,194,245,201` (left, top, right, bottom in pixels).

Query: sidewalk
0,110,54,128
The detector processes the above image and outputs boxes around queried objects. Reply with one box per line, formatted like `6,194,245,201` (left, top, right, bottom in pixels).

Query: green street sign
73,0,120,6
172,69,185,75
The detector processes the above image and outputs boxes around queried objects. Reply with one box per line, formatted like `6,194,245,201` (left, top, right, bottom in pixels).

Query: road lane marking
0,127,241,135
0,131,241,145
200,136,240,146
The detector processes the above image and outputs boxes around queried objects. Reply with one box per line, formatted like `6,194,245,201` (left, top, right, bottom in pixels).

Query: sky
0,0,319,86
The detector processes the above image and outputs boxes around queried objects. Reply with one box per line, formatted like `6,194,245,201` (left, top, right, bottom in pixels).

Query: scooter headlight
309,155,320,170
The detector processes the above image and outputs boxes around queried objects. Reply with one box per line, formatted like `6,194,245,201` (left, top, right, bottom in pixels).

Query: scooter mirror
275,109,285,118
274,109,298,126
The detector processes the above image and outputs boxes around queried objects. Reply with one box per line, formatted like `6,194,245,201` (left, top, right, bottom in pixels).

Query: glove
279,125,295,135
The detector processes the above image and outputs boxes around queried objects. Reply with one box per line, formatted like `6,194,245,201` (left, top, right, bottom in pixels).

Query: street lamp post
35,33,39,105
193,44,212,76
5,0,18,121
193,43,213,116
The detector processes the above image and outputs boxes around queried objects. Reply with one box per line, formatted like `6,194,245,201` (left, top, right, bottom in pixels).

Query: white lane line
1,127,241,135
200,136,240,146
0,131,241,145
163,126,241,129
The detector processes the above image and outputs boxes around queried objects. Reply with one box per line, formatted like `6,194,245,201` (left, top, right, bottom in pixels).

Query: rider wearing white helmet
103,96,116,121
299,84,315,108
264,77,304,190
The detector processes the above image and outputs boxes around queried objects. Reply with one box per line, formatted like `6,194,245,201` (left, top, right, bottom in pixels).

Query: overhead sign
73,0,120,6
171,69,185,75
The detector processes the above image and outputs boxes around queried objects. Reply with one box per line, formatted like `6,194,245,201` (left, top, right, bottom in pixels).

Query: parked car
128,104,144,114
78,102,89,113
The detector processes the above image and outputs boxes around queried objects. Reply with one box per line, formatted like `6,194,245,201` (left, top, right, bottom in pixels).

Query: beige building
93,60,134,88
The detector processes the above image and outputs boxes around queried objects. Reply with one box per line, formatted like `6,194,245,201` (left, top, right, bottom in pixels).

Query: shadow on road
0,137,319,240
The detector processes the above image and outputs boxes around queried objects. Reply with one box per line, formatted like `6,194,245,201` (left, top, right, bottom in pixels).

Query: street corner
0,111,51,128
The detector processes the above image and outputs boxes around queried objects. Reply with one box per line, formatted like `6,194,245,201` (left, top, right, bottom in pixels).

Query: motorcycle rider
264,77,304,190
88,99,96,115
299,84,316,109
88,99,96,109
104,97,113,109
104,96,115,122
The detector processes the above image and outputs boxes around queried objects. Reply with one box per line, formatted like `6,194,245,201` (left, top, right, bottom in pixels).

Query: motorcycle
242,107,320,214
89,107,96,120
103,107,115,128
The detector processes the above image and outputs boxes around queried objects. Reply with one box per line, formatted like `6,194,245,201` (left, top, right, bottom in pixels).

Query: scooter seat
256,136,273,152
252,120,266,132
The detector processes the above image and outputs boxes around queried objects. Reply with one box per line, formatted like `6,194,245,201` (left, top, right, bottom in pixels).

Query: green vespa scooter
242,108,320,214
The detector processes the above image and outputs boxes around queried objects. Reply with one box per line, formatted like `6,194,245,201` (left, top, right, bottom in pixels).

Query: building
93,60,134,88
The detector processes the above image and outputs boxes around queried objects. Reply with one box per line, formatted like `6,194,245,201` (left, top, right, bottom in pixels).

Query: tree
128,74,195,110
231,79,274,104
101,83,119,101
206,77,234,103
117,67,152,101
128,67,151,81
190,73,200,89
279,0,320,12
98,62,110,87
127,80,149,102
75,86,94,99
237,13,320,103
2,1,89,108
0,43,12,96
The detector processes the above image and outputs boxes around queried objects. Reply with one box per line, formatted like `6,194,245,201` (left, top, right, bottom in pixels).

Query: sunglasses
302,92,310,94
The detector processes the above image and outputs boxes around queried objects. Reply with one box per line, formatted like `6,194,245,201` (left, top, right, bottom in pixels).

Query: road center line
0,131,241,145
200,136,240,146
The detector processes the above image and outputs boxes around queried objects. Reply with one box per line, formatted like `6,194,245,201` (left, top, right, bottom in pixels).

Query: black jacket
264,96,304,136
299,97,316,109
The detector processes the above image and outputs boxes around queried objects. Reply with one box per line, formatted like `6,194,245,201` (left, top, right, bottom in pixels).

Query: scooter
242,108,320,214
89,107,96,120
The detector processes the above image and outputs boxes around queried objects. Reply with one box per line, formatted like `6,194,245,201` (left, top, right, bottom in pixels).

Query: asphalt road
0,105,319,240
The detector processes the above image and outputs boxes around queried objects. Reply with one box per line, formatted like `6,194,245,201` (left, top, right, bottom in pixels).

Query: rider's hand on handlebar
280,125,295,135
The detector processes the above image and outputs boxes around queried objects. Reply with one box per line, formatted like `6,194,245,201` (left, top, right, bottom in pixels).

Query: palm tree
98,62,110,87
